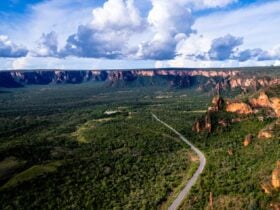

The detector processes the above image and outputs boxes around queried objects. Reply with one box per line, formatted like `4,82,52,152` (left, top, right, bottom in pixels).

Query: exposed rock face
250,91,280,117
1,69,280,91
209,96,225,112
250,91,271,108
192,112,212,134
243,134,253,147
271,98,280,117
205,113,212,134
193,120,203,133
229,77,280,90
258,129,273,139
258,120,278,139
272,161,280,189
226,102,253,115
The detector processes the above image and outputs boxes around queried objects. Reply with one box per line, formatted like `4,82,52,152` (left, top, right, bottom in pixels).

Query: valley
0,68,279,209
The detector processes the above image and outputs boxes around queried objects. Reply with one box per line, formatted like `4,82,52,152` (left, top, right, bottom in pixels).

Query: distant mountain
1,68,280,93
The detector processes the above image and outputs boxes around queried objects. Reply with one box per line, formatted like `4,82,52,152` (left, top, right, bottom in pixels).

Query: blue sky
0,0,279,69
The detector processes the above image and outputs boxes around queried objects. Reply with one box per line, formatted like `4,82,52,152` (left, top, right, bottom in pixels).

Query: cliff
193,87,280,134
249,91,280,117
0,69,280,92
226,102,253,115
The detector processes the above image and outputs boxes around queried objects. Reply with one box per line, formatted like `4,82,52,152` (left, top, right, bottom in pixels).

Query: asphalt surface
152,113,206,210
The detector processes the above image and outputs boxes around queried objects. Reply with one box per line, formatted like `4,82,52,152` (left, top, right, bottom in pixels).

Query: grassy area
1,161,63,189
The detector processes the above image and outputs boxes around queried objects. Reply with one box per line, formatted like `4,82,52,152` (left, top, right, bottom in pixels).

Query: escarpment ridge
0,68,280,91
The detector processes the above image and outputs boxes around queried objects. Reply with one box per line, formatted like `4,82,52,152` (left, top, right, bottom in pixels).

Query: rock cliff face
272,161,280,189
192,112,213,134
249,92,280,117
223,91,280,118
0,69,280,91
193,87,280,134
250,91,271,108
226,102,253,115
192,96,227,134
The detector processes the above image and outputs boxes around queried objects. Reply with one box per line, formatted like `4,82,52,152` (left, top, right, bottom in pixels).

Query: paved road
152,113,206,210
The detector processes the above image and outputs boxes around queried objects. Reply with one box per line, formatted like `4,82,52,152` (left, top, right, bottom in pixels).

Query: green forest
0,82,279,209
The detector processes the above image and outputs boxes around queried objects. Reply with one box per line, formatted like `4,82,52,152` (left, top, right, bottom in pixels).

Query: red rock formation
226,102,253,115
209,96,225,112
205,113,212,134
258,129,273,139
243,134,253,146
250,91,271,108
192,113,212,134
271,98,280,117
250,91,280,117
272,161,280,189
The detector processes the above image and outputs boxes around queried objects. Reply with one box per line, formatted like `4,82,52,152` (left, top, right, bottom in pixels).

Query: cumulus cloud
208,34,243,60
61,25,128,58
61,0,144,59
0,35,28,58
184,34,280,62
61,0,237,60
235,45,280,62
91,0,143,31
136,0,194,60
34,31,58,57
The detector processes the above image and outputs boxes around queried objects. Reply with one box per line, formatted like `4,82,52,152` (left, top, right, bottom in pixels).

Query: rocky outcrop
272,161,280,189
229,77,280,91
258,120,279,140
249,91,280,117
258,129,273,139
243,134,253,146
192,97,227,134
208,96,225,112
250,91,271,108
226,102,253,115
192,112,212,134
271,98,280,117
223,91,280,117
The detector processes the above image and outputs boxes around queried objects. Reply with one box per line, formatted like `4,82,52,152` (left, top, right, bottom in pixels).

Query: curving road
152,113,206,210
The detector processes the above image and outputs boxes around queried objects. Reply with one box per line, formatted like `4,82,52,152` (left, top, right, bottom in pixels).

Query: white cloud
274,60,280,66
195,0,238,9
61,0,237,60
1,0,280,69
156,1,280,68
91,0,143,31
194,1,280,50
0,35,28,58
61,0,144,58
12,57,29,69
34,31,58,57
136,0,194,60
176,34,211,58
0,0,94,50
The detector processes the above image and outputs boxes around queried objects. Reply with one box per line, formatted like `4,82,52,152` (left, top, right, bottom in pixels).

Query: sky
0,0,280,69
